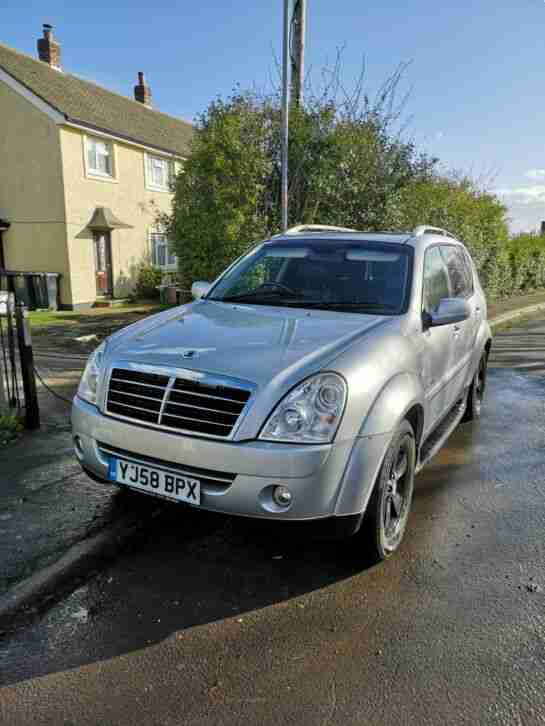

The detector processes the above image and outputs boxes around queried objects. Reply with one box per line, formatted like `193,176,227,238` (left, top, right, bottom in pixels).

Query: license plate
108,458,201,505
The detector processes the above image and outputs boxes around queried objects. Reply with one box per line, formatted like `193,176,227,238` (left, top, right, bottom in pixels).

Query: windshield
207,240,413,315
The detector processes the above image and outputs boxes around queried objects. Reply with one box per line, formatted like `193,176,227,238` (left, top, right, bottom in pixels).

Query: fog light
272,485,292,508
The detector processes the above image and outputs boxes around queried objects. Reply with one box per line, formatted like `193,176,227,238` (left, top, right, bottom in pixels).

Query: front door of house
93,232,113,297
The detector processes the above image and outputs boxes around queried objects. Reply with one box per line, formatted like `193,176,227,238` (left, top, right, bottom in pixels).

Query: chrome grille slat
168,388,247,404
108,390,164,405
108,400,161,415
160,410,233,427
110,378,166,393
164,398,241,416
105,367,252,438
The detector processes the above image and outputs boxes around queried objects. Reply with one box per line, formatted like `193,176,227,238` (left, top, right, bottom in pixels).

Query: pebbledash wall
59,126,175,307
0,80,177,308
0,81,72,303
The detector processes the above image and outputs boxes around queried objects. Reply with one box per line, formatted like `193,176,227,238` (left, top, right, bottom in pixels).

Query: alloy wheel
382,438,412,549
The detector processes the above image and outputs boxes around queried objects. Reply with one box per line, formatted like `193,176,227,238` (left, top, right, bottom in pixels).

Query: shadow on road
0,443,475,689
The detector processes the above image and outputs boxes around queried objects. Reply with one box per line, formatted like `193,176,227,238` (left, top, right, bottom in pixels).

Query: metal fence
0,292,20,410
0,292,40,429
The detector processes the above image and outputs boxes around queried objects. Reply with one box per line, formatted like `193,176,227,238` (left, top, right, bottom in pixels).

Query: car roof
268,230,464,248
269,231,410,245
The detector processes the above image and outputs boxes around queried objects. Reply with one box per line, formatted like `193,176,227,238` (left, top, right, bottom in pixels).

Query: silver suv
72,225,491,561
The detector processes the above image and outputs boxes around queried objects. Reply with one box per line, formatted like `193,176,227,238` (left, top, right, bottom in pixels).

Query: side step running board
416,399,467,474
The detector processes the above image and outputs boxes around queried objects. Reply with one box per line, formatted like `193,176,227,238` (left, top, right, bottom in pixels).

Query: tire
360,419,416,563
462,351,488,422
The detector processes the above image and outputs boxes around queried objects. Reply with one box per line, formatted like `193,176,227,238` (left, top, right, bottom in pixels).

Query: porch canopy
87,207,133,231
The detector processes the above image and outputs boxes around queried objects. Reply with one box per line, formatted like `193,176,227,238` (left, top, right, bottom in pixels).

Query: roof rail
284,224,359,235
412,225,457,239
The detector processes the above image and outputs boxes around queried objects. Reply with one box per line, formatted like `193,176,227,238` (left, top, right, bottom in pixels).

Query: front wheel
462,351,488,422
360,419,416,563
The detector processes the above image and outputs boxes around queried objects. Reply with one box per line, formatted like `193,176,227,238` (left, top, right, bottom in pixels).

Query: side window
423,246,450,313
461,249,474,296
440,246,472,299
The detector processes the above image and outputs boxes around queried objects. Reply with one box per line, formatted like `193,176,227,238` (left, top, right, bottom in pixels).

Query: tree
506,231,545,294
167,64,437,288
166,62,512,300
386,177,511,298
167,94,272,290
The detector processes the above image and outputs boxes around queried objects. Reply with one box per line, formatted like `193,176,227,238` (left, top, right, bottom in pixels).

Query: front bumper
72,396,390,522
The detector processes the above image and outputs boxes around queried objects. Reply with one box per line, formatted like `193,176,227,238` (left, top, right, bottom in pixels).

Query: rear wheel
462,351,488,422
360,419,416,563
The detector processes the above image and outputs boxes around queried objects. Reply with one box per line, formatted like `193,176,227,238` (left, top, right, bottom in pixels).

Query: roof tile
0,42,193,156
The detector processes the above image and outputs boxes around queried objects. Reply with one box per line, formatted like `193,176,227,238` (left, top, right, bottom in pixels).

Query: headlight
77,342,106,406
259,373,347,444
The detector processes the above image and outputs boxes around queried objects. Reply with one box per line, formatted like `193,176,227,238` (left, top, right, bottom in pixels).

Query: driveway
1,317,544,725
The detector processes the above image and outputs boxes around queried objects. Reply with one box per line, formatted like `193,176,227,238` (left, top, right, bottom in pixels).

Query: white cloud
524,169,545,181
494,185,545,206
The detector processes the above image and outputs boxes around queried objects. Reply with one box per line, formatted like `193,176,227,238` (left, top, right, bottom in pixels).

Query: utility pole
290,0,306,107
281,0,290,231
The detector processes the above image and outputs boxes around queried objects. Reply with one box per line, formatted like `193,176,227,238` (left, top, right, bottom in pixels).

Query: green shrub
166,81,437,290
165,74,542,302
386,177,511,299
0,412,22,446
506,233,545,295
134,265,163,300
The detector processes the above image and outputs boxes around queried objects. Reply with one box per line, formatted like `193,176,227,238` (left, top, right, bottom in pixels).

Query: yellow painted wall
0,81,72,303
60,126,174,306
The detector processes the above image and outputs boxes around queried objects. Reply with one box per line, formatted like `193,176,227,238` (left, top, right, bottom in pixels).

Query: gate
0,291,40,429
0,291,20,410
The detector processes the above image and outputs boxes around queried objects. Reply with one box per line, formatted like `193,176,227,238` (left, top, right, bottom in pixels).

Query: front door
93,232,113,297
439,244,477,399
419,245,458,436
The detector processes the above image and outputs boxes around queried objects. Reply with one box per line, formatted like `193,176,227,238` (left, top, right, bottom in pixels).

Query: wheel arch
334,374,424,519
359,371,425,438
404,403,424,455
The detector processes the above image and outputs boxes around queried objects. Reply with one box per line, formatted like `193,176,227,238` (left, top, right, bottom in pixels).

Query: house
0,24,192,308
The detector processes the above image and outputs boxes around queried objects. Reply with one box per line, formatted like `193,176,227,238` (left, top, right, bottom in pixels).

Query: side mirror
425,298,471,329
191,281,212,300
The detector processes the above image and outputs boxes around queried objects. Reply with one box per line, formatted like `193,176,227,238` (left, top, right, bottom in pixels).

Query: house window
86,136,114,177
151,232,177,268
146,154,173,191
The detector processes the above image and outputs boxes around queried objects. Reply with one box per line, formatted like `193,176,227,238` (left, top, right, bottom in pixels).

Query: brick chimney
37,24,62,70
134,72,152,107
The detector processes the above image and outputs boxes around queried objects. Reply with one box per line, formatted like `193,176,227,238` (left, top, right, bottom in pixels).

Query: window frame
439,244,474,300
150,231,177,270
84,135,116,181
461,248,475,297
144,152,174,192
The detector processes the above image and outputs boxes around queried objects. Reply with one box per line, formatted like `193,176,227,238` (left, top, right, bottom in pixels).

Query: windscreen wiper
294,301,397,312
209,290,306,304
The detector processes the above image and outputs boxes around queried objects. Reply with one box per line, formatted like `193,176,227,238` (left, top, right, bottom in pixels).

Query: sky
2,1,544,234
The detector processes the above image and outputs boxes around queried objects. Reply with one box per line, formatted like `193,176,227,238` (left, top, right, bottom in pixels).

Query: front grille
105,367,251,438
97,442,236,494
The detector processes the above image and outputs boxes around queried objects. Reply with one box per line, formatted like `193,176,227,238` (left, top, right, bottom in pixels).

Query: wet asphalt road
1,319,545,725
